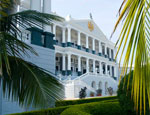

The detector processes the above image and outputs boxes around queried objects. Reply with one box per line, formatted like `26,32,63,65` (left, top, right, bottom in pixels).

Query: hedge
9,106,69,115
9,97,119,115
61,100,123,115
56,96,117,107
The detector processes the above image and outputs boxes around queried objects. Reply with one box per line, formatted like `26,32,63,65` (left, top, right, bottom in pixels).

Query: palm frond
112,0,150,114
1,56,64,108
0,0,65,108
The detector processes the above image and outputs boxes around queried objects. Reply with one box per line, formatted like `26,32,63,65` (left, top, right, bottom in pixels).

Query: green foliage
117,72,135,114
79,87,87,99
118,71,150,115
56,96,117,107
10,99,121,115
112,0,150,114
0,0,64,108
10,106,69,115
61,100,123,115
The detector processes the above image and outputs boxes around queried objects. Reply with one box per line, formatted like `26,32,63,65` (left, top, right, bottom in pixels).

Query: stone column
77,32,81,49
93,60,95,73
77,32,81,46
92,39,95,51
67,27,71,42
109,65,112,76
62,28,66,47
62,54,66,75
53,24,56,40
99,61,101,74
105,44,107,56
99,41,102,55
86,35,89,49
67,54,71,75
105,63,107,75
78,56,81,76
43,0,51,32
86,58,89,73
30,0,41,12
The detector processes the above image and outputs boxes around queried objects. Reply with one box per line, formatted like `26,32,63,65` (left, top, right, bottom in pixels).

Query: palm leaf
0,0,65,108
1,56,64,108
112,0,150,114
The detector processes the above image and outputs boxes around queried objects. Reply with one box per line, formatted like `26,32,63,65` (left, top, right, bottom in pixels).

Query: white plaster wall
0,44,56,115
24,44,56,74
64,75,118,99
65,82,75,99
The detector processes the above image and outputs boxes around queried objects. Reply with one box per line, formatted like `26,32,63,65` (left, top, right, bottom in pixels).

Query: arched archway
98,81,102,89
91,81,96,89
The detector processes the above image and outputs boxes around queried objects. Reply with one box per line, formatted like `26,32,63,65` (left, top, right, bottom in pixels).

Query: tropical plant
96,89,102,96
0,0,64,108
112,0,150,114
79,87,87,99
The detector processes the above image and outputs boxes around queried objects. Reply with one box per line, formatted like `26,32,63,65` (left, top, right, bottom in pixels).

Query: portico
53,23,115,60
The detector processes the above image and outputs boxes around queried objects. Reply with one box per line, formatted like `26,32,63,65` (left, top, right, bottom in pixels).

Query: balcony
55,41,116,62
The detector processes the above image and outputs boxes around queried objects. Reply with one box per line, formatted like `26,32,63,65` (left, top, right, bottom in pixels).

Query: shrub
79,87,87,99
118,71,150,115
10,97,119,115
96,89,102,96
61,100,123,115
56,96,117,107
9,106,69,115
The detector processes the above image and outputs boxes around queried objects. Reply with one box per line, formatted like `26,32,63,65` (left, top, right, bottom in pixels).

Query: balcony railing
55,41,116,62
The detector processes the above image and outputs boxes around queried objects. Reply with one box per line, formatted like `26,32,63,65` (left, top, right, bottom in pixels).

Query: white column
77,32,81,46
62,54,66,71
67,27,71,42
67,54,71,70
105,63,107,75
105,44,107,56
99,61,101,74
109,48,111,59
86,58,89,73
93,60,95,73
101,63,103,75
99,41,102,53
92,39,95,51
53,24,56,40
43,0,51,13
30,0,41,12
110,65,112,76
62,28,66,43
86,35,89,49
43,0,51,32
78,56,81,72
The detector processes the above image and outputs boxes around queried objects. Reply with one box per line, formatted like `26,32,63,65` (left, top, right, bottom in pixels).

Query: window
56,66,59,71
56,57,59,61
111,49,114,59
112,66,114,77
41,35,45,46
27,34,29,40
107,48,109,58
91,81,96,89
102,45,105,55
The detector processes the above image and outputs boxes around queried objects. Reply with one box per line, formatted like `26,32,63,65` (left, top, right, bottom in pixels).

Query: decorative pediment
69,19,107,41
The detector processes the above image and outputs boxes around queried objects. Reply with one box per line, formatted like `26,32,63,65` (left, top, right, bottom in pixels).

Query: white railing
73,72,89,80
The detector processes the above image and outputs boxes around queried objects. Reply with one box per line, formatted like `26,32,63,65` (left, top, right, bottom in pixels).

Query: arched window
91,81,96,89
98,81,102,89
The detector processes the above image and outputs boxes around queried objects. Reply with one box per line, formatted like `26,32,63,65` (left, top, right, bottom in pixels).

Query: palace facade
0,0,119,114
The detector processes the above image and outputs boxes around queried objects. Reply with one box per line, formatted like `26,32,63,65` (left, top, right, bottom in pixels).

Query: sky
51,0,123,43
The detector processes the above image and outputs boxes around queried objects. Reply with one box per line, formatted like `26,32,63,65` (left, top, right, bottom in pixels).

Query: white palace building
0,0,119,114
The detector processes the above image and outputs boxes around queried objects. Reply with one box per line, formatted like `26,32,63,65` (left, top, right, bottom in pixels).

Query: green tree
112,0,150,114
0,0,64,108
